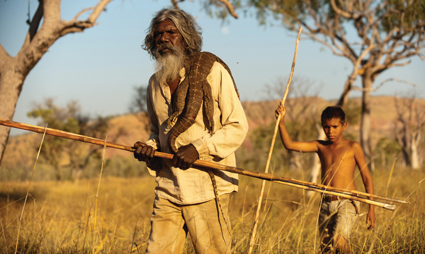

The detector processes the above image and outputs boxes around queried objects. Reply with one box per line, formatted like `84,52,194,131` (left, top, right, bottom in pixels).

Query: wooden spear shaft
0,118,404,209
248,27,303,254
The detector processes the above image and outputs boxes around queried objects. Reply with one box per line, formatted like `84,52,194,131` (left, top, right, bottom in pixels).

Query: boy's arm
275,104,319,153
353,142,376,230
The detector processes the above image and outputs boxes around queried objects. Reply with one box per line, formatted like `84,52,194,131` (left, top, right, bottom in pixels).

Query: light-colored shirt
145,61,249,205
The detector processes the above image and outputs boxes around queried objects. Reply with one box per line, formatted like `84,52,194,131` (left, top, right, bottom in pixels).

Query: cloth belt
323,195,343,202
323,194,360,214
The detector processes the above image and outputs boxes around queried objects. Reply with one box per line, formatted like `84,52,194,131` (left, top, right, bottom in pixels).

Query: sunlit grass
0,165,424,253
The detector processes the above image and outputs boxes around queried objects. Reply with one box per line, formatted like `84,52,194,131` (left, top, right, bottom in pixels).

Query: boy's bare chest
319,144,355,167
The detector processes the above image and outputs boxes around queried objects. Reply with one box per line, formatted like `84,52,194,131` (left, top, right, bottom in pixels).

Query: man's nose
159,33,169,43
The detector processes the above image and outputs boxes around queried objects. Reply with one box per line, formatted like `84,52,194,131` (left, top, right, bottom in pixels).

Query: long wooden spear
248,27,302,254
0,119,405,210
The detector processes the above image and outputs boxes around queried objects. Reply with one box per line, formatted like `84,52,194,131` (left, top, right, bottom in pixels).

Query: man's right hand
133,141,155,162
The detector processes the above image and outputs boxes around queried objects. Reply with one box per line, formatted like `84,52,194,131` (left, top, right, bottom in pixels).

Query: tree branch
217,0,238,19
304,2,359,62
28,0,44,42
352,78,416,92
0,43,12,71
171,0,180,9
14,0,113,77
43,0,61,23
87,0,112,24
72,7,95,21
330,0,351,18
299,7,349,59
388,60,412,68
60,0,113,37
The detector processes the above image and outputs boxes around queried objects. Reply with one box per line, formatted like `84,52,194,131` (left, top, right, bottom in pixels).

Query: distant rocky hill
2,96,423,167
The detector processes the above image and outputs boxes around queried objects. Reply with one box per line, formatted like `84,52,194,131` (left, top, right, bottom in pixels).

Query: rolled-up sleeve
191,62,248,160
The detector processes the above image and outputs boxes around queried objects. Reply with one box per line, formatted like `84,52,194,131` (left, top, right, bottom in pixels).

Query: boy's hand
366,209,375,230
275,102,286,119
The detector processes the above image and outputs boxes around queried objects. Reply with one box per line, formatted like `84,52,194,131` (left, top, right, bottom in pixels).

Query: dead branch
28,0,44,41
72,7,95,21
217,0,239,19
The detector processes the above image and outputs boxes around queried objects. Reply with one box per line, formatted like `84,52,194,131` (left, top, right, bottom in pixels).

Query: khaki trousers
146,194,232,254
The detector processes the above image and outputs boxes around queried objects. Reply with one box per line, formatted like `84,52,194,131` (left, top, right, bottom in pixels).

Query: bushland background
1,0,424,252
1,95,424,253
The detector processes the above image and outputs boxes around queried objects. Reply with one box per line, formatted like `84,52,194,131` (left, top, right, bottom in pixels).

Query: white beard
155,45,185,84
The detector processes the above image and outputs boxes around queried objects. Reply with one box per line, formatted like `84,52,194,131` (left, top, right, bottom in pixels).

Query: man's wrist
191,139,206,158
147,157,162,171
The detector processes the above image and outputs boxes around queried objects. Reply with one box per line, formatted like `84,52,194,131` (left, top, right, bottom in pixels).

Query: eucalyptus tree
394,92,425,169
243,0,425,161
0,0,114,162
27,98,126,180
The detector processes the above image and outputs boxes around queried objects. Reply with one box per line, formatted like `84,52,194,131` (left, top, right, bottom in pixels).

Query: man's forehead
156,19,178,30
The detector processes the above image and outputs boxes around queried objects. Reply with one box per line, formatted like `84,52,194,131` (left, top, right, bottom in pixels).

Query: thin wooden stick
248,27,303,254
0,118,405,208
93,135,107,252
385,158,397,197
14,124,47,254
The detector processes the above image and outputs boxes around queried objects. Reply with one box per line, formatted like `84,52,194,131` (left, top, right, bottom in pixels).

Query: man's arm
190,62,249,161
275,103,319,153
353,142,375,230
133,81,162,172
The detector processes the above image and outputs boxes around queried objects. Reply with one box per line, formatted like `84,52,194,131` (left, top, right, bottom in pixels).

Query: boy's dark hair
321,106,346,124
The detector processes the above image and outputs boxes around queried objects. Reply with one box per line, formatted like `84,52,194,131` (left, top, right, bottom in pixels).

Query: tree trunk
288,151,303,171
360,75,373,168
306,123,326,197
400,143,411,167
306,153,321,198
411,134,420,169
0,69,25,163
0,0,113,164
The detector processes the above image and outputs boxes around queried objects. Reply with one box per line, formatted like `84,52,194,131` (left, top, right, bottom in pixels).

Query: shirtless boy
275,104,375,253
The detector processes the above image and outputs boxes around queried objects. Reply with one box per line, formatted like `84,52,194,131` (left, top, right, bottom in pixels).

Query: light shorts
318,198,359,242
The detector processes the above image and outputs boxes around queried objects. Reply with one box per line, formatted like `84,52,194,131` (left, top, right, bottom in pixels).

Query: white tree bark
394,95,424,170
360,76,374,167
411,135,419,170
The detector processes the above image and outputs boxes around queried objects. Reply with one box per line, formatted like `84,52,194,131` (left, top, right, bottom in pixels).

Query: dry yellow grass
1,96,424,252
0,165,424,253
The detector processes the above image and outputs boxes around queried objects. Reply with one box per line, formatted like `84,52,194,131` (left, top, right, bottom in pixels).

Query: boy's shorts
318,197,359,243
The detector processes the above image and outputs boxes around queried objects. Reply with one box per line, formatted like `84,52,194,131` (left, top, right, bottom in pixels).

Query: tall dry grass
0,165,424,253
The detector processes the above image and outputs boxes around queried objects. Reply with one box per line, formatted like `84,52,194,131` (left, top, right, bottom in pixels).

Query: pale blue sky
1,0,424,136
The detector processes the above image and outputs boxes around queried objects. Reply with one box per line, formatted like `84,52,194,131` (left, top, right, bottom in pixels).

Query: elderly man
133,8,248,254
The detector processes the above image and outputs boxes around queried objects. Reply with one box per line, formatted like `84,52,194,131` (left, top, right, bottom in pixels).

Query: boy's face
321,117,347,142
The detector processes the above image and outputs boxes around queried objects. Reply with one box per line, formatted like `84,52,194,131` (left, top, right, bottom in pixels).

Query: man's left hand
172,144,199,169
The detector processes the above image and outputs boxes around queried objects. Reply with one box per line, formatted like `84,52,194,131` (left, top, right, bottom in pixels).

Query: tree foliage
27,98,123,180
244,0,425,96
240,0,425,162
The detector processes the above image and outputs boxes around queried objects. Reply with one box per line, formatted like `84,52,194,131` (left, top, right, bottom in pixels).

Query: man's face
154,19,185,56
321,117,347,142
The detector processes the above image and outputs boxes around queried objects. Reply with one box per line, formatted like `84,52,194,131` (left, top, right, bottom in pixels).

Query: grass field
0,164,424,253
